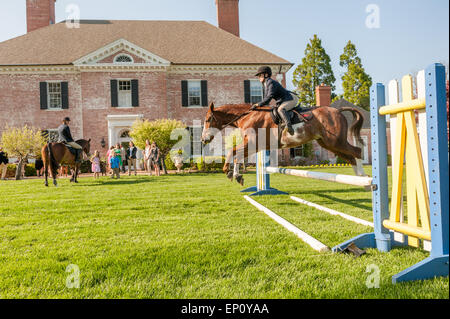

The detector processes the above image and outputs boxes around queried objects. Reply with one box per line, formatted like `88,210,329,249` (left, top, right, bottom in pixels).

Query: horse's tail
339,107,365,146
47,143,59,177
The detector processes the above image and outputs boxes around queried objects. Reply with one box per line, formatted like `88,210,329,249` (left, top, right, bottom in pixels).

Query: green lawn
0,168,448,299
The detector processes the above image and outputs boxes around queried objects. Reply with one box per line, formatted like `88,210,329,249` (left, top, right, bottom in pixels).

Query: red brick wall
0,69,288,158
315,84,331,107
27,0,56,33
216,0,240,37
0,72,82,136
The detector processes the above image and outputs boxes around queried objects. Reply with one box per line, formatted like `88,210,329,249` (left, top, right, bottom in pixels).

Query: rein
218,109,252,128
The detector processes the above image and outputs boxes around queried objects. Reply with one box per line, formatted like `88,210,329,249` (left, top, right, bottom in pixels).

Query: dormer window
114,54,134,63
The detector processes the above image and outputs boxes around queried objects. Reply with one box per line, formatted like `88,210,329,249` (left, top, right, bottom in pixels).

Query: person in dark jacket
127,141,138,176
0,146,8,180
250,66,299,135
57,117,82,162
34,155,44,177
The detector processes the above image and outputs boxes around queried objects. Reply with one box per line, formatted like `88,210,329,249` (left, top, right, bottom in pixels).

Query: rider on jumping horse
250,66,300,135
57,117,82,163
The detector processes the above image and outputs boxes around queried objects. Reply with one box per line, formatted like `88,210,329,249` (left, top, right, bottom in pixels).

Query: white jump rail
265,167,373,188
244,196,330,253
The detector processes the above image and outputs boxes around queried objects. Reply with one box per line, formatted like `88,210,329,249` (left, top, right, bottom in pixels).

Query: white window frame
47,81,62,110
117,79,132,108
249,80,263,104
187,125,204,158
292,146,305,158
114,54,134,63
187,80,202,107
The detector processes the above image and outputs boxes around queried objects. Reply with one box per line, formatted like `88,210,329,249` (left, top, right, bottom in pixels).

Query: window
48,82,62,109
291,146,305,158
181,80,207,107
114,54,133,63
118,80,132,107
250,80,263,104
120,130,130,138
188,81,201,107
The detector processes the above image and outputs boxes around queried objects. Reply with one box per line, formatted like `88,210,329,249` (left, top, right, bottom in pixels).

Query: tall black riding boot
279,109,295,135
75,149,82,163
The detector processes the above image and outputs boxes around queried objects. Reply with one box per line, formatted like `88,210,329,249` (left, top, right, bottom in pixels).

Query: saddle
270,105,315,127
63,143,78,156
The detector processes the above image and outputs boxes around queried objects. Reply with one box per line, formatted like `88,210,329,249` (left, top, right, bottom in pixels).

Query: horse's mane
215,103,270,116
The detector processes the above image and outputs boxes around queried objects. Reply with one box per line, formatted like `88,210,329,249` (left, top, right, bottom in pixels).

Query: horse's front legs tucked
223,148,235,181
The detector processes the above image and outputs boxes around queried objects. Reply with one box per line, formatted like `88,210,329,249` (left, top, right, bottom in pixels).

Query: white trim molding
168,64,293,75
73,38,171,67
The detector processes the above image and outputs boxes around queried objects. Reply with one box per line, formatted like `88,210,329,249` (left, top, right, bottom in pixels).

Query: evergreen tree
292,34,336,106
339,41,372,110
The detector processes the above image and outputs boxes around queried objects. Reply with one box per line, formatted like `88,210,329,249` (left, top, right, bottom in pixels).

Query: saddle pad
270,106,315,125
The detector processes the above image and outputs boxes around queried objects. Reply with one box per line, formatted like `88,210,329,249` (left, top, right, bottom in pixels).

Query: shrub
196,156,225,172
336,156,347,164
79,160,92,174
24,164,37,177
164,153,177,170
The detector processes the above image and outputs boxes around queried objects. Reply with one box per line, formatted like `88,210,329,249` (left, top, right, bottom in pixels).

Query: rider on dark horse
250,66,300,135
57,117,82,163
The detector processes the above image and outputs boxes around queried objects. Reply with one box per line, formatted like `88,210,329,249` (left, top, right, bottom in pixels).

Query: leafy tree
292,34,336,106
339,41,372,110
129,119,186,174
1,125,46,180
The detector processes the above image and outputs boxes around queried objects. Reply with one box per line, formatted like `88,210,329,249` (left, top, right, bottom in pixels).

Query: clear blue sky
0,0,448,93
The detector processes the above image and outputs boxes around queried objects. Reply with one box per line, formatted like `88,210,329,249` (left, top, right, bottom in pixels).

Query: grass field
0,167,448,299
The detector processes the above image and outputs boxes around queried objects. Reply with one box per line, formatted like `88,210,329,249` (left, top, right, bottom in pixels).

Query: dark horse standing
201,103,366,186
41,139,91,187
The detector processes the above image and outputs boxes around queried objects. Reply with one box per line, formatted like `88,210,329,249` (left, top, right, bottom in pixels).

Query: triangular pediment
73,38,171,66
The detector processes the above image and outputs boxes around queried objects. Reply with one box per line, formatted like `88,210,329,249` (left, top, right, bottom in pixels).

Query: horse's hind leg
44,163,49,187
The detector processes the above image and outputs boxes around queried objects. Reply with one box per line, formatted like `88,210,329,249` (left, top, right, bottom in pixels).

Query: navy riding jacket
256,78,293,107
57,124,74,143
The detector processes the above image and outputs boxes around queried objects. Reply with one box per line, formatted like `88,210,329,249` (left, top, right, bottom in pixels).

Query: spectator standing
144,139,152,176
150,142,161,176
106,146,115,175
91,150,101,179
110,151,121,179
127,141,137,176
35,155,44,177
120,144,127,173
115,143,123,170
0,147,8,180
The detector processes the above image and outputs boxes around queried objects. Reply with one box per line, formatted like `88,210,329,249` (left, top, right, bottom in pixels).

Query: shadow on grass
263,187,373,211
73,177,169,187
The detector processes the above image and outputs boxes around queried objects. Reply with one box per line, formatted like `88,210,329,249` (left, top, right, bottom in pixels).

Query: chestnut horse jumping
201,103,366,186
41,139,91,187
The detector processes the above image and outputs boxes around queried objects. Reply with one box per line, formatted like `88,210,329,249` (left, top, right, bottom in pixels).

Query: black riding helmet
64,117,71,122
255,66,272,77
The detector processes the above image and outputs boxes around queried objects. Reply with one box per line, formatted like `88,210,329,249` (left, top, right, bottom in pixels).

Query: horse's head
78,139,91,157
201,102,221,145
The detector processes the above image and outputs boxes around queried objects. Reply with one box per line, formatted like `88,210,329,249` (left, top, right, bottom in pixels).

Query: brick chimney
216,0,240,37
27,0,56,33
315,83,331,107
